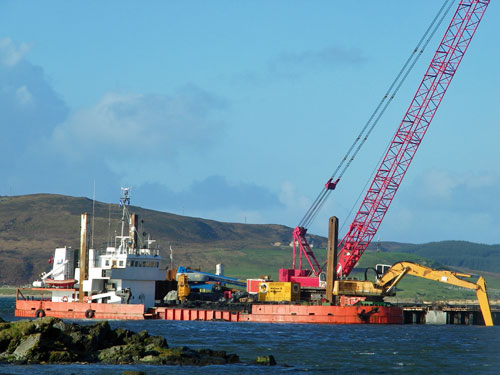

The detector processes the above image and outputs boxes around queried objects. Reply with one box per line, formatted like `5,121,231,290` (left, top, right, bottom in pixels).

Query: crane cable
299,0,455,230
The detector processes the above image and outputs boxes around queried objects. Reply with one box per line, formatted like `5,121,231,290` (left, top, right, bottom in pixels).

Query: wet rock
13,333,42,361
0,317,242,366
47,350,76,363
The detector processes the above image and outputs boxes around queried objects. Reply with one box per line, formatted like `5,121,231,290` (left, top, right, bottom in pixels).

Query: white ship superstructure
33,188,166,311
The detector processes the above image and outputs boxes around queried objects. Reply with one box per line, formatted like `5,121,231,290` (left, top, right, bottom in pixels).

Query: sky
1,1,499,244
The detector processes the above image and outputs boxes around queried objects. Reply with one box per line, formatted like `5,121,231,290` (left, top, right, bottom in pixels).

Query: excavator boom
377,262,493,326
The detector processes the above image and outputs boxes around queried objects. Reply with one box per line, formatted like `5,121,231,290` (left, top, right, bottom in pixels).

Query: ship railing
16,288,53,301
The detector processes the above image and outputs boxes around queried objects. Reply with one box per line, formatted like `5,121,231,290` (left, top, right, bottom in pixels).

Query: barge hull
151,304,403,324
15,300,145,320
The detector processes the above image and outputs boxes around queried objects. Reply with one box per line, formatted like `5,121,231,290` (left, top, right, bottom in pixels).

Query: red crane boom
337,0,489,277
283,0,490,285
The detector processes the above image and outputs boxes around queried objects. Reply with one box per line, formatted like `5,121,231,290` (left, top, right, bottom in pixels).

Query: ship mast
119,187,131,238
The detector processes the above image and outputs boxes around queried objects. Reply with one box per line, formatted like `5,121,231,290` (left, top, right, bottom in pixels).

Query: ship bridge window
119,260,124,267
105,260,110,267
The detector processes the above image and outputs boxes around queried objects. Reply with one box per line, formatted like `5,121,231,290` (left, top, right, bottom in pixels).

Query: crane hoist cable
298,0,455,231
336,0,490,278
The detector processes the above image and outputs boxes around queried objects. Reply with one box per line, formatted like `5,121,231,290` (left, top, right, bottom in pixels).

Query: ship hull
15,300,145,320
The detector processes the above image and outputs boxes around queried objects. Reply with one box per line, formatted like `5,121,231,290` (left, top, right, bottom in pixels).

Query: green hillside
217,247,500,302
374,241,500,273
350,250,500,302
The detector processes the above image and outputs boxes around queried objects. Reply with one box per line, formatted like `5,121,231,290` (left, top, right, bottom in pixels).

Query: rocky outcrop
0,317,240,365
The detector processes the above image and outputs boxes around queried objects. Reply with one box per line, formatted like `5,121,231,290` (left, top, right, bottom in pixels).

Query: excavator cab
375,264,391,277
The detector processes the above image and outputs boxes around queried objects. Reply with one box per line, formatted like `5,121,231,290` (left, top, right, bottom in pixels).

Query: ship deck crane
283,0,490,285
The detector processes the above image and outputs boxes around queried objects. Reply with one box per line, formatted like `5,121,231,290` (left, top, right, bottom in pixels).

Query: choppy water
0,297,498,374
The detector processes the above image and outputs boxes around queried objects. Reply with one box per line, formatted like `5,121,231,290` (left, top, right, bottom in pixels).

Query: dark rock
114,327,135,344
97,343,145,364
144,334,168,348
0,318,243,366
47,350,76,363
88,320,113,349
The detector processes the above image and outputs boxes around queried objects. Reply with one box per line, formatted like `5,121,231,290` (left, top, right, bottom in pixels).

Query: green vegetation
0,288,16,296
218,247,500,302
204,246,326,281
376,241,500,273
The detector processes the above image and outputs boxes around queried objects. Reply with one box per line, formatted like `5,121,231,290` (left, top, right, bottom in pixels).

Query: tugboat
15,188,166,320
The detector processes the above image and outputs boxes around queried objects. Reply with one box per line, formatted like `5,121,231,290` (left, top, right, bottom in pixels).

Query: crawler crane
281,0,491,288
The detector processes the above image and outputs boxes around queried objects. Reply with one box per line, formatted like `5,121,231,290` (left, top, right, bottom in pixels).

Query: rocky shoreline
0,317,276,366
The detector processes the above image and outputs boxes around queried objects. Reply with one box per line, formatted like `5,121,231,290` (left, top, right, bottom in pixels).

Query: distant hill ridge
0,193,498,285
371,240,500,274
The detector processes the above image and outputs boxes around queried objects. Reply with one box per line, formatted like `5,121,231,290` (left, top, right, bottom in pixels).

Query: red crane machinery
281,0,490,287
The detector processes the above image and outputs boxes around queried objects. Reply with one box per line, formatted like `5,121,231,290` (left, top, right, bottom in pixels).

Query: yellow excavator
333,261,493,326
323,216,493,326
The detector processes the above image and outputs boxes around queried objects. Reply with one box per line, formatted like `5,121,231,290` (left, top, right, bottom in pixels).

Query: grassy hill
351,250,500,302
0,193,499,303
372,241,500,273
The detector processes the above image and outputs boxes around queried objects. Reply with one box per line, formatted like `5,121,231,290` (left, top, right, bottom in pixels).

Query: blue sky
1,1,499,244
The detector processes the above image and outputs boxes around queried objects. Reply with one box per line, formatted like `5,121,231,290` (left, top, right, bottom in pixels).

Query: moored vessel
15,188,166,320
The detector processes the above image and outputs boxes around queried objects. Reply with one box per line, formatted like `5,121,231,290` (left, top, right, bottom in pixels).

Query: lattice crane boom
337,0,490,278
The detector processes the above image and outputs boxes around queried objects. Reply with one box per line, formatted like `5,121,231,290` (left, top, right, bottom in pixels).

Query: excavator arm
377,262,493,327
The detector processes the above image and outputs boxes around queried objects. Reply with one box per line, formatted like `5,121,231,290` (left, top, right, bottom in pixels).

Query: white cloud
0,37,31,67
15,85,34,106
415,168,498,207
378,168,500,243
236,44,366,86
419,169,459,200
278,180,310,212
50,86,227,173
0,37,68,161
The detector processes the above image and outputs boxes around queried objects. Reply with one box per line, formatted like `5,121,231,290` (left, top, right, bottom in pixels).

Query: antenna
119,187,131,238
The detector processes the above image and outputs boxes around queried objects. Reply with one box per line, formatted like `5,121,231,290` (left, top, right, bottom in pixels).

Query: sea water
0,297,498,374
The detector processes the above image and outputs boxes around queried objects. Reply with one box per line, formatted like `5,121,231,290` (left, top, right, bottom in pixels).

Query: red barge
16,289,403,324
150,304,403,324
